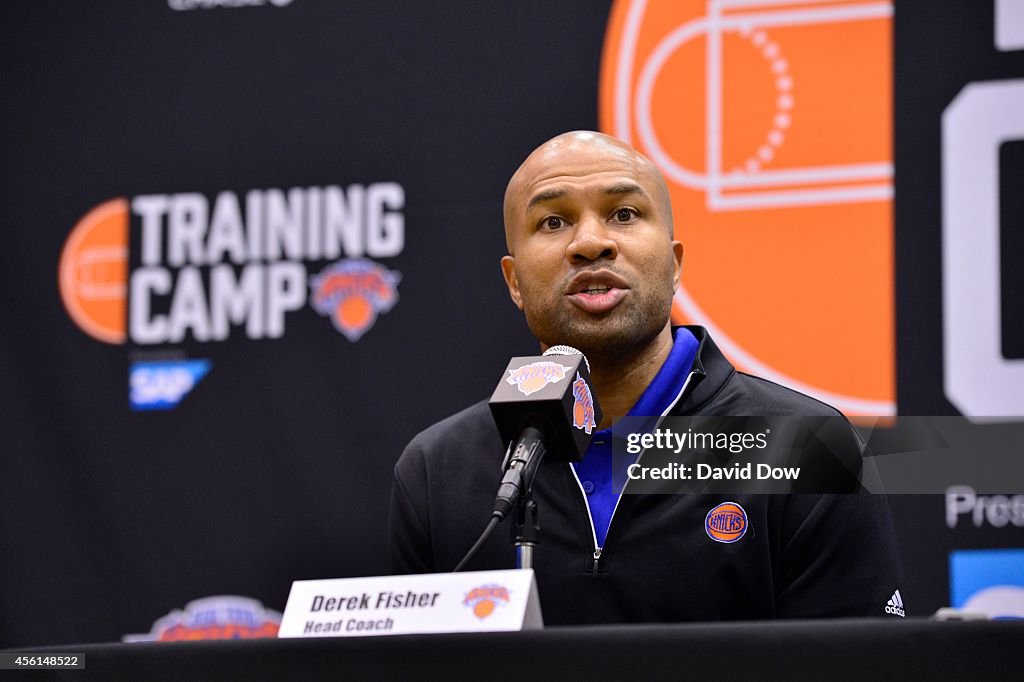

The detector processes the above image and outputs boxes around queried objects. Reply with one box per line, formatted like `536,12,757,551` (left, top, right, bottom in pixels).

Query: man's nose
567,214,618,263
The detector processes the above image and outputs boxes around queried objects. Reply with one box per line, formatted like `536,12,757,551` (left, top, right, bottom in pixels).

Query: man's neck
588,325,675,431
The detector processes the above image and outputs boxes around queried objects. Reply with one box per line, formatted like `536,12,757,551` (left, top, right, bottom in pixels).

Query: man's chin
526,299,670,357
546,321,659,360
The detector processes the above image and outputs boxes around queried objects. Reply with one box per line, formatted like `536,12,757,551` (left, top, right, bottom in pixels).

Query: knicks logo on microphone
506,362,572,396
572,372,597,434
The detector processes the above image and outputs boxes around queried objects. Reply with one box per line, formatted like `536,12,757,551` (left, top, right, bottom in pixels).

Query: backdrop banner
0,0,1021,647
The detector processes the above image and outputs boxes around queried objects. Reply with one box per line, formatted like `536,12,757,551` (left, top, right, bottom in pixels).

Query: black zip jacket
389,327,906,622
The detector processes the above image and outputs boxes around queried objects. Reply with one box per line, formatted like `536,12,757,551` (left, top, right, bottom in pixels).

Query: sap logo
129,360,211,411
945,486,1024,529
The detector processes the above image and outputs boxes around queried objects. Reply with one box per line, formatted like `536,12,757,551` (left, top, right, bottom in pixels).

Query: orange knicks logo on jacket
309,258,401,342
463,585,511,620
572,372,597,434
705,502,748,543
506,362,572,396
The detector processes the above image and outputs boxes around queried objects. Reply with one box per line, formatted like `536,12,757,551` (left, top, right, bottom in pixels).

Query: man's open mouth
567,271,630,313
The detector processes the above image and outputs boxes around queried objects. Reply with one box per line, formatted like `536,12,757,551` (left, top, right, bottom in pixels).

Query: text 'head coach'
389,131,906,623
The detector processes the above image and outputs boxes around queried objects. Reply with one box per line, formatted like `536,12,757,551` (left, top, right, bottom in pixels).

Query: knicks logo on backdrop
122,595,282,642
600,0,894,416
309,258,401,342
58,184,404,346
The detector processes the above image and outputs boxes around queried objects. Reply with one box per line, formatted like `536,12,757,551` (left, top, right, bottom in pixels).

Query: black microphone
487,346,603,519
452,346,603,571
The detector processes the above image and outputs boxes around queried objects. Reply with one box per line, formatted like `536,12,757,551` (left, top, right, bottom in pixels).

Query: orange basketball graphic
600,0,894,416
58,198,129,344
520,375,548,395
464,584,511,620
310,258,402,342
473,600,496,619
336,294,374,331
505,362,571,396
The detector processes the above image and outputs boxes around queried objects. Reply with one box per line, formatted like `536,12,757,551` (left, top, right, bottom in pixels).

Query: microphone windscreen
543,345,590,374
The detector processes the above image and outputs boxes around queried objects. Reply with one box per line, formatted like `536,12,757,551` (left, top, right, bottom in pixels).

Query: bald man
389,132,905,623
499,131,681,430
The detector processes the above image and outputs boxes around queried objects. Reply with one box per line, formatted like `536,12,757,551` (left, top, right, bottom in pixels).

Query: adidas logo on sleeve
885,589,906,617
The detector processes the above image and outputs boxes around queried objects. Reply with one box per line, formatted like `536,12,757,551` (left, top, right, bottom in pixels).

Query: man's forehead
515,136,652,191
503,131,674,249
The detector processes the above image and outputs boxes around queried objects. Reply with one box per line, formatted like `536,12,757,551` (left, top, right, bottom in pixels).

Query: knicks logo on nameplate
506,362,572,396
309,258,401,342
572,372,597,434
705,501,748,543
600,0,894,416
463,585,511,620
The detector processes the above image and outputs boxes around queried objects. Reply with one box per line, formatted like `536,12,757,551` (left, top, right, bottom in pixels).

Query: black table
9,618,1024,681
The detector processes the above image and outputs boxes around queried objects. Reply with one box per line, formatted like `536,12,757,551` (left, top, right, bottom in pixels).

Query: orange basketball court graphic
601,0,894,415
58,198,130,344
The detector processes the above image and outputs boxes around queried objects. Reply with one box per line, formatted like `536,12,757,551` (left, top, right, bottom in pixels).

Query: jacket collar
671,326,736,415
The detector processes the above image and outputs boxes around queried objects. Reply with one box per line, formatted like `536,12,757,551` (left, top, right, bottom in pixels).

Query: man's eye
543,216,565,229
613,208,637,222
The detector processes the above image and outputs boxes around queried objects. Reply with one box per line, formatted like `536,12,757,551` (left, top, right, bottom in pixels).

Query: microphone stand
493,425,546,571
511,495,540,569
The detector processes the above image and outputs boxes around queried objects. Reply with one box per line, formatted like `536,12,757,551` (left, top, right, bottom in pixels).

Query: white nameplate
278,569,543,638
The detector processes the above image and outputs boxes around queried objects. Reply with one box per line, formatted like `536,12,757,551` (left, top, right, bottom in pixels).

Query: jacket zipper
569,370,698,576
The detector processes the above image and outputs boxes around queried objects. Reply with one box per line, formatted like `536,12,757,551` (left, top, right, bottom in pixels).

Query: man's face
501,134,683,360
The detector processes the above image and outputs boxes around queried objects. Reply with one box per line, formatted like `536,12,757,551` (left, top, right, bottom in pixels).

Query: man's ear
671,241,684,291
500,255,523,310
